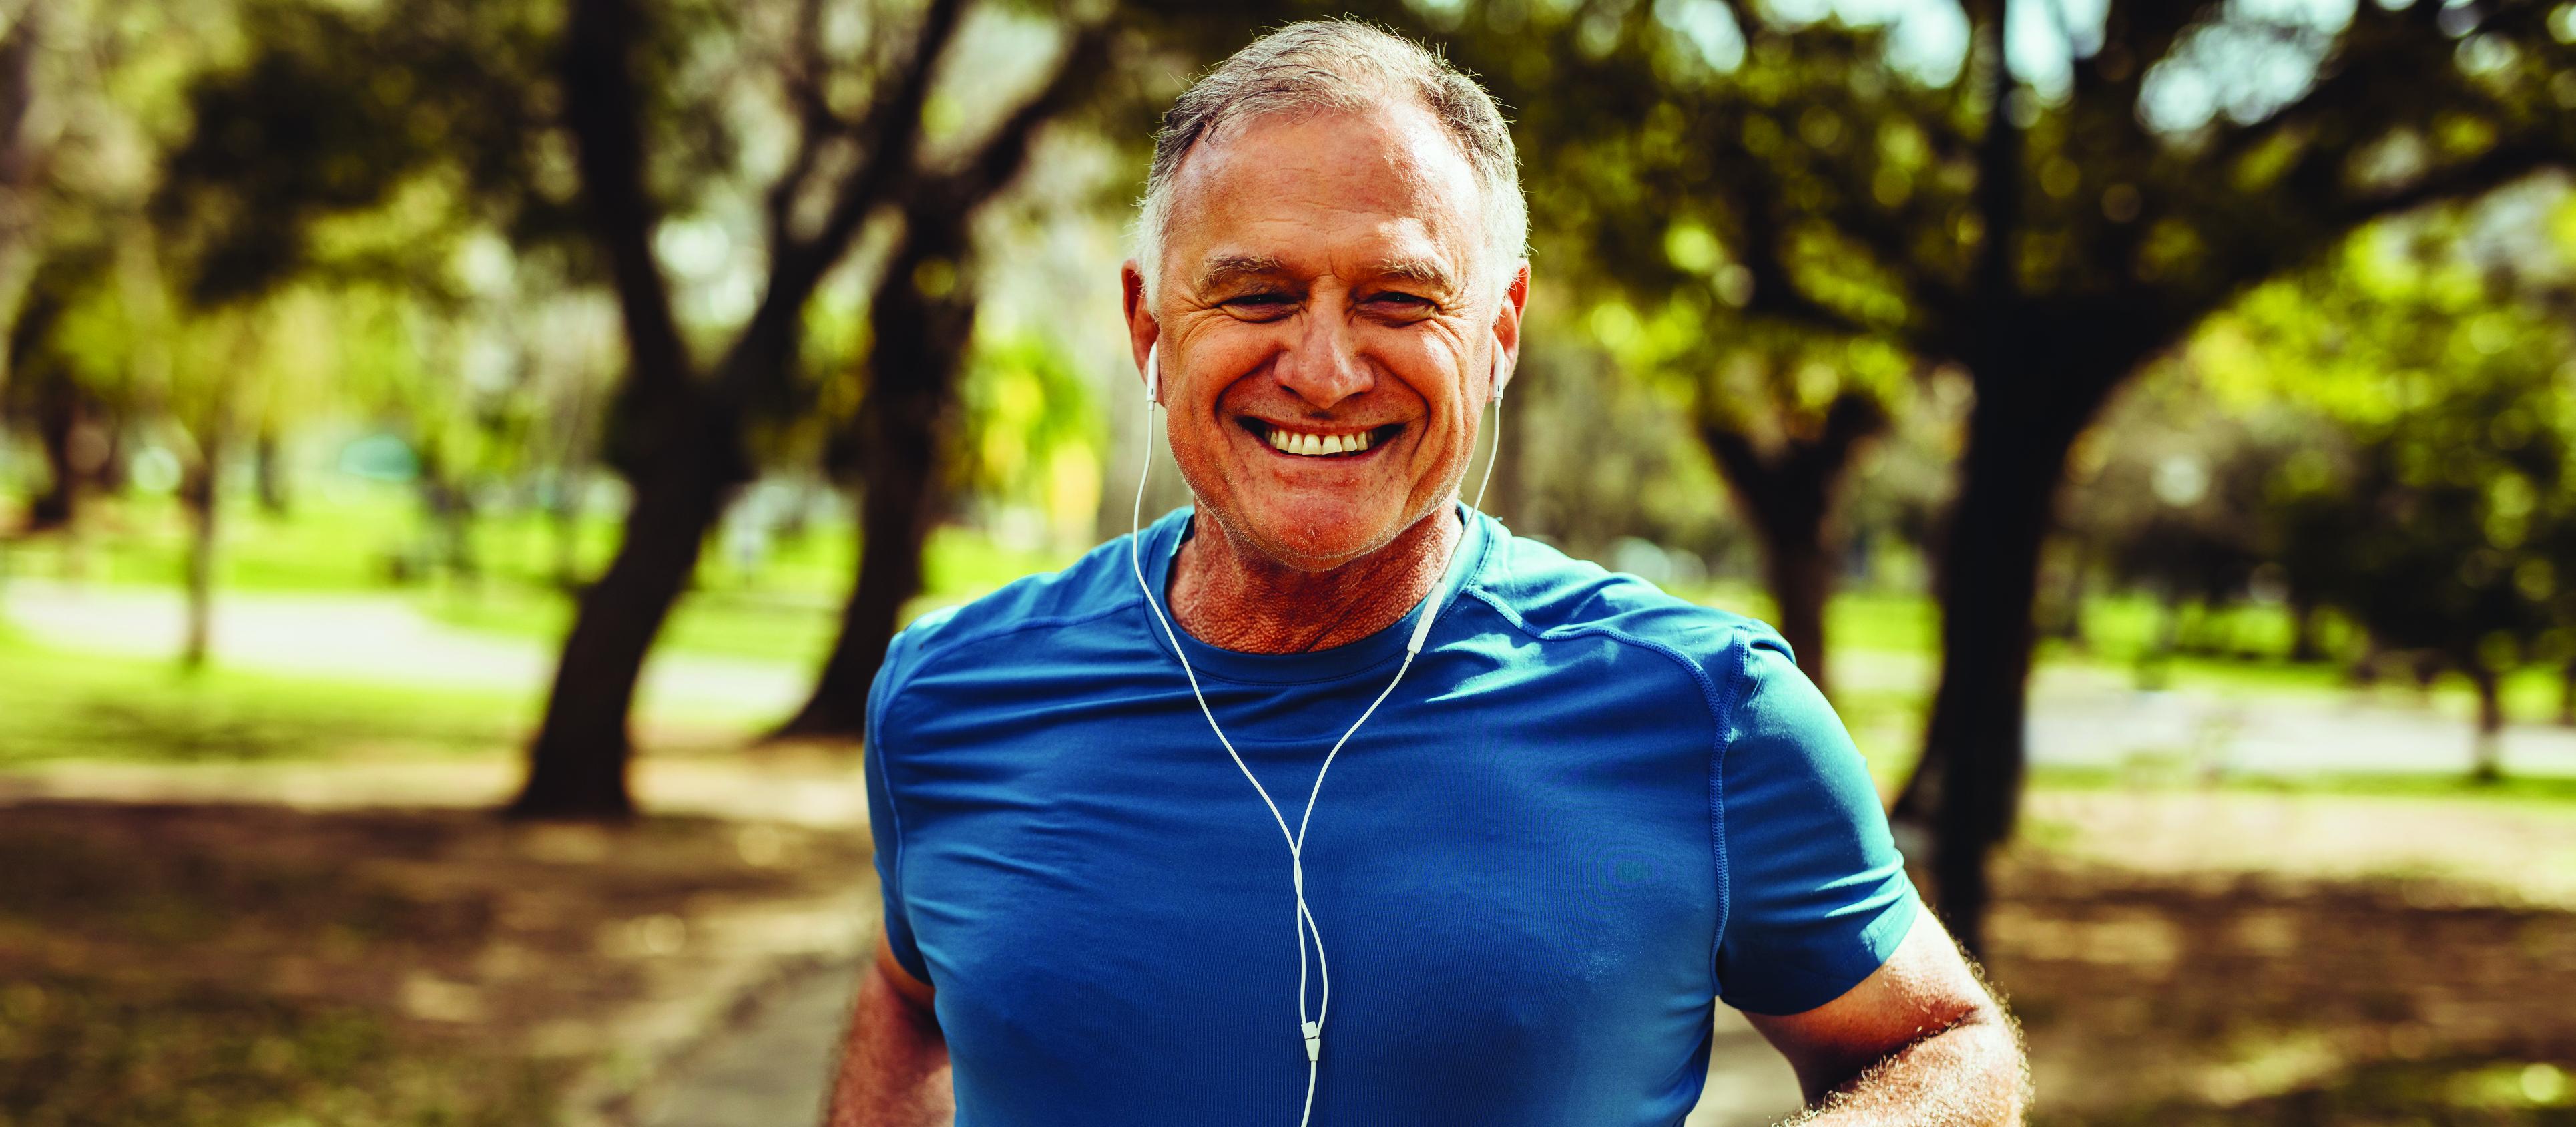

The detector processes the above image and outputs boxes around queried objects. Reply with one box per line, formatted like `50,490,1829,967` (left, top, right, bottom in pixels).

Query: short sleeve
1713,630,1920,1016
864,617,942,983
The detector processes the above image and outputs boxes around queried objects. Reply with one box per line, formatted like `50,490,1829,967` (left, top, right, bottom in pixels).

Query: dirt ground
4,786,2573,1125
1997,790,2576,1125
0,802,873,1127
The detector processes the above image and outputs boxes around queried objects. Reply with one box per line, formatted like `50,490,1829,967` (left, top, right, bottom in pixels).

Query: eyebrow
1369,257,1458,290
1193,254,1292,291
1190,253,1461,292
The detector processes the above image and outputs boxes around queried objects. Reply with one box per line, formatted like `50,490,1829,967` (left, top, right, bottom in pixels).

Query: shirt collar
1138,501,1493,686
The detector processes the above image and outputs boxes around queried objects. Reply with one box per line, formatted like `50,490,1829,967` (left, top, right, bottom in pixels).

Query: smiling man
825,19,2027,1127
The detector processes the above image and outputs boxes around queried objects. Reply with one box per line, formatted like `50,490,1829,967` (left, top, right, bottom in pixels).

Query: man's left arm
1744,909,2028,1125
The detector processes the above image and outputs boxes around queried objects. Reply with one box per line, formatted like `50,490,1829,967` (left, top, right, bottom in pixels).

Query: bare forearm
822,962,953,1127
1786,1014,2029,1126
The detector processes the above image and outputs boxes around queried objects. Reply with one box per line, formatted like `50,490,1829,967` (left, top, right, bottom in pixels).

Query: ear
1489,261,1530,403
1121,259,1162,403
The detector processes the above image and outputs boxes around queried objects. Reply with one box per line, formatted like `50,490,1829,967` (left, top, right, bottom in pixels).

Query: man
828,19,2027,1127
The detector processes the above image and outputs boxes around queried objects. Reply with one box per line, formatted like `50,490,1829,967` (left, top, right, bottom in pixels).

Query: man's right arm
823,934,951,1127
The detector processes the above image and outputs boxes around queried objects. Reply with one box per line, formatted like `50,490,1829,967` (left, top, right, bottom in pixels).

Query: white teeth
1264,427,1378,456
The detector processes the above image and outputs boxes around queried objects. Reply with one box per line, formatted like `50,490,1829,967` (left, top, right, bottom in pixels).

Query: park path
0,577,806,721
623,957,1806,1127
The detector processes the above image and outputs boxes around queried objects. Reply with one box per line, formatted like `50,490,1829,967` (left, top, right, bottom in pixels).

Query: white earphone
1127,339,1507,1126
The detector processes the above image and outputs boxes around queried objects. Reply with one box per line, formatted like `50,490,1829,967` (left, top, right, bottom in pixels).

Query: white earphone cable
1127,342,1505,1126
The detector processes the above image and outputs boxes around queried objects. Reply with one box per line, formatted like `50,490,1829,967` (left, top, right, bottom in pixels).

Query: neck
1168,503,1464,654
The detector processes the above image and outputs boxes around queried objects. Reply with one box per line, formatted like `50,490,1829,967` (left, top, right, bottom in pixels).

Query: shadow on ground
1992,854,2576,1124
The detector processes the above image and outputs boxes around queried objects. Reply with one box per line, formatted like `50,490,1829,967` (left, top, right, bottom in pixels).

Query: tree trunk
26,373,75,531
773,227,978,741
2557,656,2573,728
2287,590,2326,664
180,427,224,671
1892,377,2092,957
253,429,289,515
1697,391,1884,699
2044,539,2090,650
0,1,45,407
91,417,126,495
1760,523,1832,696
2471,666,2504,784
2136,583,2181,692
549,468,585,591
509,417,738,819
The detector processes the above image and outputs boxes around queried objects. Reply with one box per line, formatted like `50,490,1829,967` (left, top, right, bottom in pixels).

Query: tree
512,0,1127,813
773,21,1111,739
0,0,210,535
2206,226,2576,779
2059,369,2309,676
141,0,1117,807
1694,363,1889,696
0,1,49,405
1395,0,2576,950
143,0,563,664
5,249,112,532
1498,25,1934,695
506,0,947,814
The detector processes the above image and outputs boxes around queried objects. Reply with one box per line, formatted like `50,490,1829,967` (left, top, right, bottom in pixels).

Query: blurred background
1,0,2573,1122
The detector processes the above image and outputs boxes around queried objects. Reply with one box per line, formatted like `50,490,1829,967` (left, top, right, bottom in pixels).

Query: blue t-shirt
864,505,1918,1126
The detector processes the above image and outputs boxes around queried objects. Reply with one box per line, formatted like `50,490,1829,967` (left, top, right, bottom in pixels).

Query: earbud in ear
1145,343,1161,405
1490,345,1509,403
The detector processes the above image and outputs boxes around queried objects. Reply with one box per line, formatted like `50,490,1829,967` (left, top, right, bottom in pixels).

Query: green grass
0,626,531,765
6,491,1077,668
3,489,1069,600
414,524,1072,663
1671,581,1943,655
421,585,844,666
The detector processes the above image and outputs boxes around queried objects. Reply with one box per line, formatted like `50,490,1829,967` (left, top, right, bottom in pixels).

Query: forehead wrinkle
1160,104,1487,292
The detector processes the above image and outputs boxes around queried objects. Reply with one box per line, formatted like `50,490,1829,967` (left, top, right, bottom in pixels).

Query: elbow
1958,1000,2033,1122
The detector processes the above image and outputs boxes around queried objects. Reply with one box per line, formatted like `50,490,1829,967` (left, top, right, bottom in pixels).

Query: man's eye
1224,294,1295,316
1369,292,1437,316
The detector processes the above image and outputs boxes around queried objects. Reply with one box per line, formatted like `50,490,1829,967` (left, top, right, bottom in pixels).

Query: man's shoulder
881,533,1145,688
1471,526,1794,677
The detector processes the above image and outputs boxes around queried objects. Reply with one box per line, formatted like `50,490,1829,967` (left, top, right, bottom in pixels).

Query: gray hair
1134,20,1527,308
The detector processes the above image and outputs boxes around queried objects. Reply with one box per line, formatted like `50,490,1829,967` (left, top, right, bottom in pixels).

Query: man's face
1125,103,1527,573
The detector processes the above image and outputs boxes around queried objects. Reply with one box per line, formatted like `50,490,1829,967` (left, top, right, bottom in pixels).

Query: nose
1271,309,1373,411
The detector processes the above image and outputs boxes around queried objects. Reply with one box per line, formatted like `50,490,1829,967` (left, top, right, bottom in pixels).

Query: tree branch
558,0,690,397
762,0,850,254
1726,145,1874,337
907,23,1111,213
1966,0,2022,311
792,0,967,272
2328,140,2565,232
720,0,967,399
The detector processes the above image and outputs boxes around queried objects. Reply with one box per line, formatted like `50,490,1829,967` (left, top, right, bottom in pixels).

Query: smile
1240,419,1406,459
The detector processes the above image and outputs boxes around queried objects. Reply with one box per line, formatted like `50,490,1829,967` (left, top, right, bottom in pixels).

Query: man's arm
1744,910,2029,1125
822,933,952,1127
